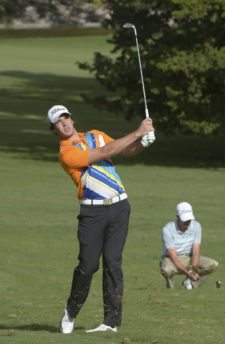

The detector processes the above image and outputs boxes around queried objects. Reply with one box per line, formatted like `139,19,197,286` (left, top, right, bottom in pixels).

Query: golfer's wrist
135,129,144,139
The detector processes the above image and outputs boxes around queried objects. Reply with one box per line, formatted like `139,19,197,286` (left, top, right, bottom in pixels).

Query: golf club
123,23,155,143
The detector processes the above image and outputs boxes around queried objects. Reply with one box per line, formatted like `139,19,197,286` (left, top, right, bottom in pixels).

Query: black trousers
67,199,130,327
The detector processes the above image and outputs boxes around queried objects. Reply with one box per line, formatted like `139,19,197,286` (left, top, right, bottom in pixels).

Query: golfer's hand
137,118,154,137
141,131,156,147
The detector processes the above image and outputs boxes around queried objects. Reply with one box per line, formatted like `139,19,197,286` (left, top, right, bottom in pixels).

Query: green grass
0,32,225,344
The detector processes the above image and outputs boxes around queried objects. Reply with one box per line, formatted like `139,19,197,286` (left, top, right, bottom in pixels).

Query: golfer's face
54,115,75,138
177,217,191,232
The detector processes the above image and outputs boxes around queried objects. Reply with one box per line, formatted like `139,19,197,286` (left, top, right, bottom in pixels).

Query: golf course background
0,30,225,344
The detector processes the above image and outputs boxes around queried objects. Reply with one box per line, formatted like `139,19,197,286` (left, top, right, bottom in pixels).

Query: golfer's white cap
176,202,195,222
47,105,72,124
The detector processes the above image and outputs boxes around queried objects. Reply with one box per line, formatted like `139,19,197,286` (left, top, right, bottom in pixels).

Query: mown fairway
0,31,225,344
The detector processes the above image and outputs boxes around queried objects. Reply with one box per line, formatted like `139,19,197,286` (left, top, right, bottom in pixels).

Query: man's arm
116,131,156,157
191,243,201,271
88,118,152,164
119,140,144,157
167,248,200,281
191,222,201,271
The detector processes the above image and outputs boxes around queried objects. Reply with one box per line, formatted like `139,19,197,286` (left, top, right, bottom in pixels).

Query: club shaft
134,32,149,118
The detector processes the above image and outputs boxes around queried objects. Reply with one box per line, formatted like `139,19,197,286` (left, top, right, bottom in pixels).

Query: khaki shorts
160,255,218,278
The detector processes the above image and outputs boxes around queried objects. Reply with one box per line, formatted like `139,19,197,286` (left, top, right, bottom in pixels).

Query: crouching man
160,202,218,289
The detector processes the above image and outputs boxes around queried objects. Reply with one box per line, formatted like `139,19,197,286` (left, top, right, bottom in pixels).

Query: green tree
79,0,225,135
0,0,103,22
0,0,29,20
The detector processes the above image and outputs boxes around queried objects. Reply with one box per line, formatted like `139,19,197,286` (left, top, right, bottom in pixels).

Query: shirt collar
60,132,85,146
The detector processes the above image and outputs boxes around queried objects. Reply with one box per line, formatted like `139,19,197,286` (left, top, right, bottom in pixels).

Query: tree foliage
79,0,225,135
0,0,103,21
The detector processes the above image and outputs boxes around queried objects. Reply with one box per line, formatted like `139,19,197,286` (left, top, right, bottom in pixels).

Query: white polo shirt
161,220,202,257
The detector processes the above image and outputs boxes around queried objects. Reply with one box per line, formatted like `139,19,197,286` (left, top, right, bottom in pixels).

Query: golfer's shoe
60,308,75,334
182,278,193,290
86,323,117,333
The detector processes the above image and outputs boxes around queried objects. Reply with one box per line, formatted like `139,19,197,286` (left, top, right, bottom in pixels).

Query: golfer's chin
60,130,75,139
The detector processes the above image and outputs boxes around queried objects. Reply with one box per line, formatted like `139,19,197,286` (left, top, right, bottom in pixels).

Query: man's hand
188,271,200,281
141,131,156,147
137,118,154,137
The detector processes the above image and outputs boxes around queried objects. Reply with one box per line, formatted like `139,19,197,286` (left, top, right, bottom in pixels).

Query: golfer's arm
88,130,141,164
167,248,193,278
191,243,200,269
120,140,144,157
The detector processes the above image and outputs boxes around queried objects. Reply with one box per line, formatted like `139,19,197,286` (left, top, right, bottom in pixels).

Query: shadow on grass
0,323,85,333
0,70,101,103
0,323,58,333
0,70,225,168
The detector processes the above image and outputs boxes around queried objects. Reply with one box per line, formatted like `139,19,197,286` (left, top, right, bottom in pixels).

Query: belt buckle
103,198,113,206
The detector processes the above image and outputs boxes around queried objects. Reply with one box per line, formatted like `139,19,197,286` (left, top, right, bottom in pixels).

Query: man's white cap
176,202,195,222
47,105,72,124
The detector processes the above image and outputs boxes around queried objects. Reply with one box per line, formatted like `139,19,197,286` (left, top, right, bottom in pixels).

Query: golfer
160,202,219,289
47,105,155,334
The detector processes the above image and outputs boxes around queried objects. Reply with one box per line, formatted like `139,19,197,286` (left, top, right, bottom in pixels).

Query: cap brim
179,212,195,222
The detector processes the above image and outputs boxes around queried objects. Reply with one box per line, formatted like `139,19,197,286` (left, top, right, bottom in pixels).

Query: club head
123,23,137,36
123,23,135,29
